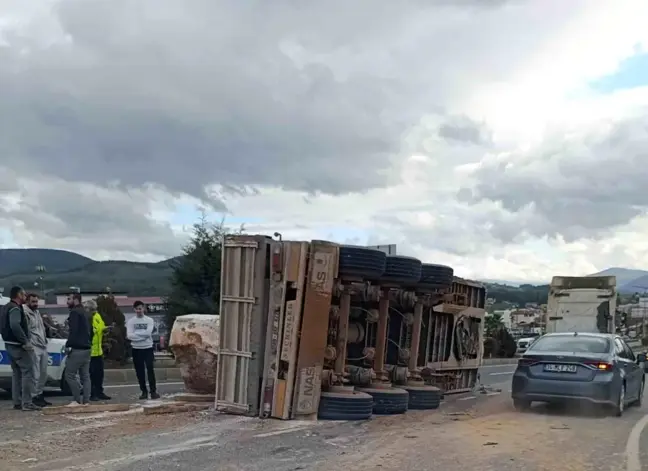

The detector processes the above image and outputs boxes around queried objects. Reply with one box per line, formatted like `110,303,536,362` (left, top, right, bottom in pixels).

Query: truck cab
545,276,616,334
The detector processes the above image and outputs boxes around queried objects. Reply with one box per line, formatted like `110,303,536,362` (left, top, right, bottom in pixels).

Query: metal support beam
335,292,351,375
409,302,423,372
374,290,389,380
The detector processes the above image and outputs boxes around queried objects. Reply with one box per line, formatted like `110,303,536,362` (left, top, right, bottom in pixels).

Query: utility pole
35,265,46,298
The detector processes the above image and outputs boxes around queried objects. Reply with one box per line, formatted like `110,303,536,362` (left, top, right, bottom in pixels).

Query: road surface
4,367,648,470
0,381,186,409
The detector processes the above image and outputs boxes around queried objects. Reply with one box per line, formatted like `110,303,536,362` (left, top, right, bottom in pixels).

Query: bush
96,295,130,365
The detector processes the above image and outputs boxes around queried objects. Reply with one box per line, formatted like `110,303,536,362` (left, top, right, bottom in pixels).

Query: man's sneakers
91,392,112,402
14,402,43,411
139,391,160,400
21,403,42,412
33,394,52,407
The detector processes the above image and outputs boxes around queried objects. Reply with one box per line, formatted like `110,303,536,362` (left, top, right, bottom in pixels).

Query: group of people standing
0,286,159,410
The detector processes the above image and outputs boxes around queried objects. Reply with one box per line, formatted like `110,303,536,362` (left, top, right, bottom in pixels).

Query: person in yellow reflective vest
84,300,111,401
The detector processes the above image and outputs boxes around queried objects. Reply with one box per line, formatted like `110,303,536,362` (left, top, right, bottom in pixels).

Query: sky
2,0,648,283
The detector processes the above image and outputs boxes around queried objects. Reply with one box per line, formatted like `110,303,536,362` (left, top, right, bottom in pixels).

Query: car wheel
513,398,531,411
613,383,626,417
632,380,644,407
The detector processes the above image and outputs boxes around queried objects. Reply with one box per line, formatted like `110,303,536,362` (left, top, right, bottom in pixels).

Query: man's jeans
65,349,91,404
6,344,35,407
32,347,49,397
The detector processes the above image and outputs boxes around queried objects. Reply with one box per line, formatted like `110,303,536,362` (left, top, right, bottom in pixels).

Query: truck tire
317,391,374,420
404,385,442,410
338,246,387,279
380,256,422,284
357,387,409,415
418,263,454,289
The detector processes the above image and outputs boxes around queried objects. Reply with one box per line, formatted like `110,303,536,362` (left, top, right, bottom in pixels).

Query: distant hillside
0,248,181,296
588,268,648,289
0,248,93,276
484,282,549,307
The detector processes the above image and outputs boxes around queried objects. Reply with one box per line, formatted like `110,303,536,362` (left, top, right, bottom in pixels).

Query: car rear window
528,336,610,354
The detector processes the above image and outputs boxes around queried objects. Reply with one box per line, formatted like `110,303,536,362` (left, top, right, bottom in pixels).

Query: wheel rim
620,385,625,412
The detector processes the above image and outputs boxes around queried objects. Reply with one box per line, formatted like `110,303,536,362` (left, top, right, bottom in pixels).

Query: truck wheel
418,263,454,289
404,385,442,410
317,391,374,420
338,246,387,279
357,387,409,415
380,256,422,284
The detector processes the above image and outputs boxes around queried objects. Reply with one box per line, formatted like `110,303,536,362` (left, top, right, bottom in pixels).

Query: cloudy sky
1,0,648,283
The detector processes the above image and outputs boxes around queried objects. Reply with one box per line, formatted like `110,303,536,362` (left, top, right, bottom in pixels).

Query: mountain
0,248,179,296
0,248,93,276
587,268,648,288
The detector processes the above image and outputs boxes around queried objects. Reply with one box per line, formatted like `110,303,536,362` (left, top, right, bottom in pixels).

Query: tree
484,312,505,337
96,294,129,365
165,217,242,329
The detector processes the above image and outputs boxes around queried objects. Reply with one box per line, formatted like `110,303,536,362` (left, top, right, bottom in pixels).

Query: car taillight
518,358,538,367
584,361,613,371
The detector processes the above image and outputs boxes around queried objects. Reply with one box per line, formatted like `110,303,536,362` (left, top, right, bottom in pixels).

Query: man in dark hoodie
0,286,39,411
64,292,92,406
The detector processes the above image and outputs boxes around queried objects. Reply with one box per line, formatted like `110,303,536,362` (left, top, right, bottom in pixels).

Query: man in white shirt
126,300,159,400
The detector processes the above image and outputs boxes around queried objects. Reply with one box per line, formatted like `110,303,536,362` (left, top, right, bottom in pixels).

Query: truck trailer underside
215,236,486,421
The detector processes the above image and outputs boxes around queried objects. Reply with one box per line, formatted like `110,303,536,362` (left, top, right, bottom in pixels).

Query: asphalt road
8,365,648,470
0,381,186,408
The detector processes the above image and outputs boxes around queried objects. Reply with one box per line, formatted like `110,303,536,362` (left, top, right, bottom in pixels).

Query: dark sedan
511,332,645,416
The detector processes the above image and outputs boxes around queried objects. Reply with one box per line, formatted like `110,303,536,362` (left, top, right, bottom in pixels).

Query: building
41,296,170,347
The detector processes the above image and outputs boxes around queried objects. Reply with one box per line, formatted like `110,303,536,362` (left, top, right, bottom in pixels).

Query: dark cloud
438,116,492,146
462,112,648,240
0,0,586,207
0,175,184,259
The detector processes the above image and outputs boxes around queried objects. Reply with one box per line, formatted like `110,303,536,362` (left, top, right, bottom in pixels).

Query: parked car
0,335,70,394
516,335,540,355
511,332,645,416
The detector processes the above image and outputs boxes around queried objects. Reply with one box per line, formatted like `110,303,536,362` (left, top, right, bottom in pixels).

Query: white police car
0,336,69,394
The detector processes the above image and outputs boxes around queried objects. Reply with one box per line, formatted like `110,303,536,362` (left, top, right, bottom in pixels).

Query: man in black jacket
0,286,39,411
64,292,92,406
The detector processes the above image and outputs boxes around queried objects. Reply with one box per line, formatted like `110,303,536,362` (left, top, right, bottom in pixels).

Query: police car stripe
0,351,63,366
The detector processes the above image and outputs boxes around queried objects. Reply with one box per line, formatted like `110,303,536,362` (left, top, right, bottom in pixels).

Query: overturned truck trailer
215,235,486,420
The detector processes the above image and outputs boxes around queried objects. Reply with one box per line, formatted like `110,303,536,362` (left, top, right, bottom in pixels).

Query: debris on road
143,403,212,415
42,403,131,415
173,393,215,403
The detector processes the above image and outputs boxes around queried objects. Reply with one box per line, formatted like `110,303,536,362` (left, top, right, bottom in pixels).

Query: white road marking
458,396,477,401
253,425,312,438
488,371,515,376
479,364,517,369
626,412,648,471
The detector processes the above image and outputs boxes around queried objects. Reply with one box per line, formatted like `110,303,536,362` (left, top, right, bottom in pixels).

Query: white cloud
1,0,648,283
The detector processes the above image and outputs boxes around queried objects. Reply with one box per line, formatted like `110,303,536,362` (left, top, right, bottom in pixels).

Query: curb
104,367,182,385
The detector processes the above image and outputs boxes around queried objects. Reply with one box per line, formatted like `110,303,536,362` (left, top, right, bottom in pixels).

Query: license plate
543,364,577,373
